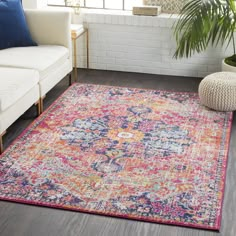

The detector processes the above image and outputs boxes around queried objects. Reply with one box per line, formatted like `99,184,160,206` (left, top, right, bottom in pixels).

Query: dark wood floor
1,69,235,236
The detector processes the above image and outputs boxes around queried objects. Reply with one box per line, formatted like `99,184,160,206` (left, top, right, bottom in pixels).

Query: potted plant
173,0,236,72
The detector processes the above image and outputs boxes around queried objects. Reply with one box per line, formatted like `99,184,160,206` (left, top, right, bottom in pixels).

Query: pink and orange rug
0,84,232,230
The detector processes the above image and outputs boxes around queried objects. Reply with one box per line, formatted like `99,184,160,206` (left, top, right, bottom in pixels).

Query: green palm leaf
173,0,236,58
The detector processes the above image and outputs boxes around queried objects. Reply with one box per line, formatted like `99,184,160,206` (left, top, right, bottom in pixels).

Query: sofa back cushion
0,0,37,50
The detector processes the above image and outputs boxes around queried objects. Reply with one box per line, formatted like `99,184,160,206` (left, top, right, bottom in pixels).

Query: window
47,0,143,10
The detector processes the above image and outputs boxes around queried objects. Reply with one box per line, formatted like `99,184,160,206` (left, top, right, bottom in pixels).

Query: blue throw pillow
0,0,37,50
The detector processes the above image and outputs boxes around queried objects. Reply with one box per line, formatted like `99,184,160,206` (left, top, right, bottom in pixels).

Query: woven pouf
199,72,236,111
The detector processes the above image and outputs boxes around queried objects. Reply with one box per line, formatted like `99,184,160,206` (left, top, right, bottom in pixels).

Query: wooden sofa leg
39,96,45,114
35,99,42,116
0,131,6,155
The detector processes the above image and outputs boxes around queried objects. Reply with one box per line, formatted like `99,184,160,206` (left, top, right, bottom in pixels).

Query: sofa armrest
24,9,71,50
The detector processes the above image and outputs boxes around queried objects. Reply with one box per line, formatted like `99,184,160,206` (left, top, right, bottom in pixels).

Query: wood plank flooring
0,69,235,236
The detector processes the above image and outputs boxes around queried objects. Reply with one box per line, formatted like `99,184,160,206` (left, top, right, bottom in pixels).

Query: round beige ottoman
199,72,236,111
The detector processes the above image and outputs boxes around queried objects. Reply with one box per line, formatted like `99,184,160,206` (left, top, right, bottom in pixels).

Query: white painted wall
72,10,231,78
22,0,37,8
22,0,47,9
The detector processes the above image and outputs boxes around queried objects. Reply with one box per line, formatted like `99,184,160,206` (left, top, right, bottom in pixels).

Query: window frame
47,0,130,11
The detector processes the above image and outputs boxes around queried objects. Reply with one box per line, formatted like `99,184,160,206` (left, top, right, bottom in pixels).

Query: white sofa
0,9,73,154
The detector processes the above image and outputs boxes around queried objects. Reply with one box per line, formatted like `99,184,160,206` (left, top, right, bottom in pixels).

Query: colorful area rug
0,84,232,230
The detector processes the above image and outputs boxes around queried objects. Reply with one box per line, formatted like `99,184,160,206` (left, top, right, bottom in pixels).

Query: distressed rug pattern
0,84,232,230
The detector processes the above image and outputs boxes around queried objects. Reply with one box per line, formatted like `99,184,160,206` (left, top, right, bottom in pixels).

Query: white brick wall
72,9,233,78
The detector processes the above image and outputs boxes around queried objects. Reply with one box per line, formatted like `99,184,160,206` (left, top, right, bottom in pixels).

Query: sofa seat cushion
0,67,39,112
0,45,69,79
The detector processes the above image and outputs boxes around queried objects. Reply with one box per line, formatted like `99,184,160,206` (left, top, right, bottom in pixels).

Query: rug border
74,82,200,94
0,196,221,231
0,82,233,231
216,111,233,230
